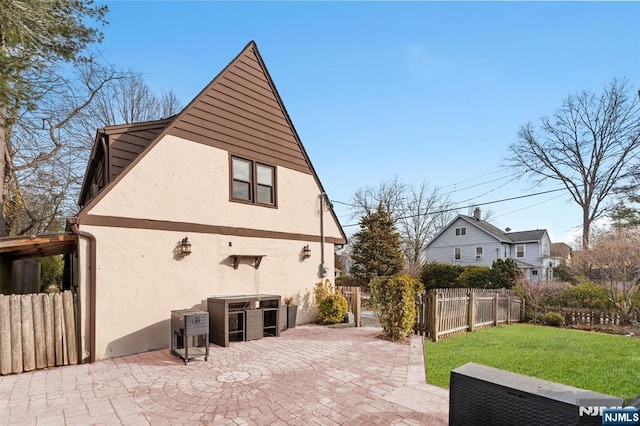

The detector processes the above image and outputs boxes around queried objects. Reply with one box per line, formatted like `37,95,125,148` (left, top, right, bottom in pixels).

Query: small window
231,156,276,206
532,270,538,276
454,247,461,261
455,227,467,236
516,244,525,258
256,164,275,205
475,246,483,260
232,158,252,201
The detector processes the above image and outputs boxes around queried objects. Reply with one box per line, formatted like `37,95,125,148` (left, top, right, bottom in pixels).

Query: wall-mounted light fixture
302,244,311,259
180,236,192,256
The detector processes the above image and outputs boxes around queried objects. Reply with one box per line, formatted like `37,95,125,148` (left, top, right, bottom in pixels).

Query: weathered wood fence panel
415,288,524,342
0,290,77,375
337,285,361,327
560,309,637,326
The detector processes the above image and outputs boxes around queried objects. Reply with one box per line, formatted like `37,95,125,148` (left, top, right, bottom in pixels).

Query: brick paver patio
0,325,449,425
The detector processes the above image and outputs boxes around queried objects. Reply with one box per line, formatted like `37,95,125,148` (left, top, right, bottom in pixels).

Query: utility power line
337,187,566,228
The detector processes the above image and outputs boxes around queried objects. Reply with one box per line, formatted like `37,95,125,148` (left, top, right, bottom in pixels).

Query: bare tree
506,79,640,248
5,59,124,235
398,183,454,275
352,176,406,217
352,178,454,276
0,0,109,236
573,228,640,324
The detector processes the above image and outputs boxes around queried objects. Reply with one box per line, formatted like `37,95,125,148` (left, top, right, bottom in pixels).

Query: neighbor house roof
426,214,549,247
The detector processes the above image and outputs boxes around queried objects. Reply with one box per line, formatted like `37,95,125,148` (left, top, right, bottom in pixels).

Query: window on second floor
231,156,276,207
516,244,525,258
454,247,461,261
455,227,466,236
475,246,483,260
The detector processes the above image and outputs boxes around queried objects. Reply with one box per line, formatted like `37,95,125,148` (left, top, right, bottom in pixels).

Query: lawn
423,324,640,402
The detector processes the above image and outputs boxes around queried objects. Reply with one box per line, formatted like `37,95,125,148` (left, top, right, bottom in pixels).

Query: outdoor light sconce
180,236,192,256
302,244,311,259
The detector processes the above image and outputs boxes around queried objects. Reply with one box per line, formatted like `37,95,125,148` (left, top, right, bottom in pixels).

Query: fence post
354,287,361,328
493,293,498,326
431,291,439,342
10,295,23,374
468,291,475,333
506,294,511,325
0,295,11,375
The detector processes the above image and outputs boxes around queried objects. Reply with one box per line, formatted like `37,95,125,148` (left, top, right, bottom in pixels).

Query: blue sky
97,1,640,245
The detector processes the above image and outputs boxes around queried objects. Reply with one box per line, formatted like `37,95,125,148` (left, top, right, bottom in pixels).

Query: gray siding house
425,208,553,282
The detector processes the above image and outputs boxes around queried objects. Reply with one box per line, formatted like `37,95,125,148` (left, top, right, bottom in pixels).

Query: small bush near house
544,311,565,327
455,266,491,288
370,274,424,341
421,262,464,289
318,293,349,324
315,279,349,324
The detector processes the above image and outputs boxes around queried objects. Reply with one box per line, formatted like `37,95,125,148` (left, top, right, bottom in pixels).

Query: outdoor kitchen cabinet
207,295,281,347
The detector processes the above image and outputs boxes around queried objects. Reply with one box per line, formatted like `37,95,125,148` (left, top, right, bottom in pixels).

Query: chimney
473,207,481,220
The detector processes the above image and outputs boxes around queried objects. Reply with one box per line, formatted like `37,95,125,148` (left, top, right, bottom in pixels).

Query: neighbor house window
455,227,466,236
231,156,276,206
454,247,461,261
532,270,538,276
475,246,483,260
516,244,525,258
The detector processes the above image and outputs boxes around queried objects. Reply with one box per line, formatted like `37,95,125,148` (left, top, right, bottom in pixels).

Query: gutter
68,217,97,363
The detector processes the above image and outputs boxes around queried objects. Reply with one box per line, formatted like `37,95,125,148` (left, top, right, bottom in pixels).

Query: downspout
319,193,328,277
69,217,97,363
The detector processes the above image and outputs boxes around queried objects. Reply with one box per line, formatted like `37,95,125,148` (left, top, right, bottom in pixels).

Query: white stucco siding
87,135,343,239
79,225,332,360
425,218,503,267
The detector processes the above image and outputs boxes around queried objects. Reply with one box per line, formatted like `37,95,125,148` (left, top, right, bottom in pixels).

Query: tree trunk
582,208,590,249
0,111,7,237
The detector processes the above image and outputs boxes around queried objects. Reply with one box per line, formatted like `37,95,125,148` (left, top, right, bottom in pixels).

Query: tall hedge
370,274,423,341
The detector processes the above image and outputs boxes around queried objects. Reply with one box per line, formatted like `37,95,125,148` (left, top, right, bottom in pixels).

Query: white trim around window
516,244,525,258
475,246,483,261
454,247,461,261
455,227,467,236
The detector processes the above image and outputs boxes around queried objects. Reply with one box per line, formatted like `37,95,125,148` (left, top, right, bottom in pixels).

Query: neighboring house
69,41,346,362
425,208,553,282
550,242,572,267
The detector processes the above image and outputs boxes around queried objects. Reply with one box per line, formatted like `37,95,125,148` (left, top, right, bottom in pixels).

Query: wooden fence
560,309,637,326
337,285,361,327
415,288,525,342
0,290,78,375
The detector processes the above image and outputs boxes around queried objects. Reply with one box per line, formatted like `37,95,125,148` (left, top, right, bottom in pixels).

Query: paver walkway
0,325,449,425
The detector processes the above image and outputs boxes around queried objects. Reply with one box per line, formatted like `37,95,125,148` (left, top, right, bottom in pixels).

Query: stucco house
69,41,346,362
425,208,553,282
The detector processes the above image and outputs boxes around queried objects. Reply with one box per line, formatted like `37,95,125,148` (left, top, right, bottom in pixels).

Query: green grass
424,324,640,402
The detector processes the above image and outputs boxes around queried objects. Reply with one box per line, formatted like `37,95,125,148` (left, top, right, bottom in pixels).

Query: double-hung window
455,227,466,236
516,244,525,258
231,156,276,206
454,247,461,261
475,246,483,260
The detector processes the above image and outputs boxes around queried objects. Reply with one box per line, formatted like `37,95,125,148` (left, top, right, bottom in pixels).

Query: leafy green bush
314,279,349,324
456,266,491,288
318,293,349,324
561,282,614,310
40,255,64,292
488,258,522,289
544,311,564,327
370,274,424,341
421,262,463,289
